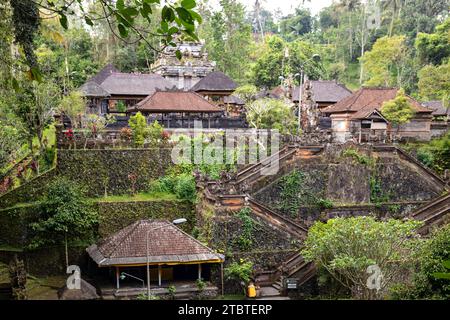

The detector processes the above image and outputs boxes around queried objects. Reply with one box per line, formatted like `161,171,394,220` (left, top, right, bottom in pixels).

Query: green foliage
302,217,423,299
167,285,176,299
233,207,256,251
136,293,160,300
415,18,450,66
342,148,374,166
278,169,304,217
28,177,98,249
416,149,435,168
59,91,86,129
224,259,254,285
196,278,206,292
404,132,450,173
201,0,253,84
252,35,322,88
418,62,450,102
390,224,450,300
146,120,164,147
234,85,258,104
381,89,416,127
361,36,408,88
246,98,297,135
115,101,126,113
128,112,147,147
0,121,24,169
370,176,391,205
149,173,197,203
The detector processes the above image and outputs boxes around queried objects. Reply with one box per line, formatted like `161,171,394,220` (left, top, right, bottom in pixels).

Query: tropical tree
245,98,297,135
381,89,416,134
418,63,450,103
390,224,450,300
201,0,253,84
12,81,60,173
302,217,422,299
29,177,98,267
58,91,86,129
361,36,409,87
415,18,450,66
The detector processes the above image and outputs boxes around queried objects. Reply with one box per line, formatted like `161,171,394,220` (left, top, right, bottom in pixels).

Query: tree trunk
65,233,69,268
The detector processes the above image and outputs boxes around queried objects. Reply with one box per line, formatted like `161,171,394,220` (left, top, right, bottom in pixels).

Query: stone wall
0,199,194,275
57,148,173,197
253,145,443,221
97,200,194,237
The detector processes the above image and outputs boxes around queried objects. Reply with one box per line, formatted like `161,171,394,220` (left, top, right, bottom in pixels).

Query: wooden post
221,263,224,296
198,264,202,280
116,266,120,290
158,265,162,287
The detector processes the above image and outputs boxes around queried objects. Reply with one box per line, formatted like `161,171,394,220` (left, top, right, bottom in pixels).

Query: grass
97,191,178,203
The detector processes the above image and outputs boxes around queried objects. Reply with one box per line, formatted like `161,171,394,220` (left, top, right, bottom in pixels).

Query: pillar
158,265,162,287
116,266,120,290
198,264,202,280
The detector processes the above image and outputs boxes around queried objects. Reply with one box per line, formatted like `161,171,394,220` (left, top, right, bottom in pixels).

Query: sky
209,0,335,16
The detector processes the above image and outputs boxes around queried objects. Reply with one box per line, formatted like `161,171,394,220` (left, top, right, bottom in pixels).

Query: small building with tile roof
79,64,174,115
191,71,238,109
86,220,224,292
423,100,450,138
292,80,353,109
322,87,433,143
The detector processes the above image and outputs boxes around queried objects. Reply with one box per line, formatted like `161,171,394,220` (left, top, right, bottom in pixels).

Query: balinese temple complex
78,41,246,128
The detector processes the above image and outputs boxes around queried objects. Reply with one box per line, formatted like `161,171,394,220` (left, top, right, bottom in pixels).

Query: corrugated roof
130,91,223,113
322,87,433,116
86,220,224,267
191,71,237,92
292,80,353,103
423,100,450,117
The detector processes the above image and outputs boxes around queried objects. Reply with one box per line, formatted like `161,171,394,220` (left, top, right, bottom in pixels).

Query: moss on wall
57,148,174,197
97,199,195,237
0,170,56,209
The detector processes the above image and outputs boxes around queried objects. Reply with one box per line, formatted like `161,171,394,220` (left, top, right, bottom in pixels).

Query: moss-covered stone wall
57,148,173,197
97,200,195,237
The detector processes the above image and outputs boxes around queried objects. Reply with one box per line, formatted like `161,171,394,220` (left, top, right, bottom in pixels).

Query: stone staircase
411,193,450,235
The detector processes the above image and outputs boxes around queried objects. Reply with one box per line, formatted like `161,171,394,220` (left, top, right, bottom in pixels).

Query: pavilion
127,90,230,129
86,220,224,293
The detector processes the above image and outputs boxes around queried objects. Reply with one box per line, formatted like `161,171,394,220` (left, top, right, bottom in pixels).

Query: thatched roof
191,71,237,92
292,80,352,103
423,101,449,117
86,220,224,267
129,91,223,113
79,64,174,97
79,81,110,97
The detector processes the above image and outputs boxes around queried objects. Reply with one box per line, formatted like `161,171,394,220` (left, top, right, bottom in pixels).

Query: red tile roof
129,91,223,113
322,88,432,118
86,220,224,266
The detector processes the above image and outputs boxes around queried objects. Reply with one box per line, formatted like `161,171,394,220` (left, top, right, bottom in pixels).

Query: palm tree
382,0,405,36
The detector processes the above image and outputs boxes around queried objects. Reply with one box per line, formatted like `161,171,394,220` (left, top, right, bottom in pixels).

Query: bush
174,174,197,202
390,224,450,300
149,173,197,203
224,259,254,294
416,149,434,168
